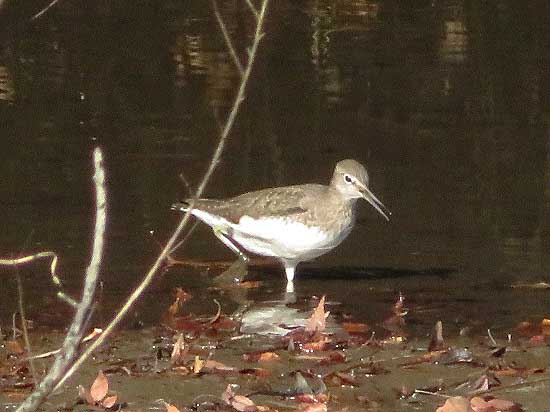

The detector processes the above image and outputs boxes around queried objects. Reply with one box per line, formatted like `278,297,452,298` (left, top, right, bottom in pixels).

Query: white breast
231,215,351,261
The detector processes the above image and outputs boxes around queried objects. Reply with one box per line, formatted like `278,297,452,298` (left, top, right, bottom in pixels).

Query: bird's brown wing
190,184,325,223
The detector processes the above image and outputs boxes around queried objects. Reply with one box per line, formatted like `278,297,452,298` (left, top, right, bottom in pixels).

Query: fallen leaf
301,337,331,352
222,385,258,412
90,371,109,403
204,359,236,372
210,316,239,331
243,351,280,362
162,401,180,412
101,395,117,409
173,318,204,333
78,384,94,405
171,334,188,366
328,372,357,386
470,396,521,412
295,403,327,412
193,356,204,374
163,288,193,327
239,368,271,377
305,296,329,333
436,396,470,412
6,340,25,355
492,366,544,378
238,280,263,288
342,322,370,334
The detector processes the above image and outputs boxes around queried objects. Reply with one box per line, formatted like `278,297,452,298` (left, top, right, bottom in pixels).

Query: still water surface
1,0,550,331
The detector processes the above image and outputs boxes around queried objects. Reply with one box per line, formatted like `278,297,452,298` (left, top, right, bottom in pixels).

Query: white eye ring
344,174,353,184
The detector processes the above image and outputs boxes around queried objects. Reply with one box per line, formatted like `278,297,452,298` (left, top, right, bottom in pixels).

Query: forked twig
0,251,77,307
16,148,107,412
50,0,270,394
245,0,259,19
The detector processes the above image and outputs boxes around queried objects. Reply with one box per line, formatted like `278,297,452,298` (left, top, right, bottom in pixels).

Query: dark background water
1,0,550,330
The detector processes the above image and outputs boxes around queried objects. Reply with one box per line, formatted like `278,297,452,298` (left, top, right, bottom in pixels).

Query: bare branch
0,252,58,278
0,251,78,305
212,0,244,77
31,0,60,20
16,147,107,412
244,0,259,19
51,0,270,393
15,271,38,383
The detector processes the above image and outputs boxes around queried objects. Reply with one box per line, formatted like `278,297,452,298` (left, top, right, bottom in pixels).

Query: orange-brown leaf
342,322,370,334
78,384,94,405
243,351,280,362
296,403,328,412
162,402,180,412
6,340,25,355
101,395,117,409
222,385,258,412
305,296,329,333
470,396,521,412
436,396,470,412
90,370,109,403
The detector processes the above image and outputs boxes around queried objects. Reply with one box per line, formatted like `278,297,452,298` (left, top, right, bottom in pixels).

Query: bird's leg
284,265,296,293
212,226,249,264
284,266,295,282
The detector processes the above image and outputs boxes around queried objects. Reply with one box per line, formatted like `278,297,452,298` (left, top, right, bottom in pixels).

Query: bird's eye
344,174,353,184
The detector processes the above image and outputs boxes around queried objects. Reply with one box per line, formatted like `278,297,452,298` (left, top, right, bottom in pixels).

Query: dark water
1,0,550,330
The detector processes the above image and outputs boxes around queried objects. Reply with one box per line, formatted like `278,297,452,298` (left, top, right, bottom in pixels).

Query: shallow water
1,0,550,383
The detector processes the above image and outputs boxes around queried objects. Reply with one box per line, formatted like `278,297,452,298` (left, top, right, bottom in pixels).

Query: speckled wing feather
186,184,327,224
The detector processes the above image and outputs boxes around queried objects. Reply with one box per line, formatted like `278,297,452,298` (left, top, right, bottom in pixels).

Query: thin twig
0,252,58,281
18,328,103,363
487,328,497,347
16,148,107,412
244,0,259,19
31,0,60,20
15,270,38,384
212,0,245,76
0,251,77,307
51,0,270,393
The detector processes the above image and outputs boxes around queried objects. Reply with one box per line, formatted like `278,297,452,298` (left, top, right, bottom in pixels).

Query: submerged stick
52,0,271,393
16,148,107,412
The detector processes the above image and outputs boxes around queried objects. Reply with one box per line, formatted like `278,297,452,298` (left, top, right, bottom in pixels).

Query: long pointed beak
356,183,391,221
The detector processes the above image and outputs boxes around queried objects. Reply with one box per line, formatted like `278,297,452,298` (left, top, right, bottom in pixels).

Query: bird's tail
171,201,190,212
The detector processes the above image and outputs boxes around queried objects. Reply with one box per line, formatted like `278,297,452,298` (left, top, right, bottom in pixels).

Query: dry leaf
90,371,109,403
193,356,205,374
239,368,271,378
296,403,328,412
78,384,94,405
470,396,521,412
6,340,25,355
342,322,370,334
204,359,236,372
162,401,181,412
243,351,280,362
436,396,471,412
305,296,329,333
222,385,258,412
171,334,188,366
101,395,117,409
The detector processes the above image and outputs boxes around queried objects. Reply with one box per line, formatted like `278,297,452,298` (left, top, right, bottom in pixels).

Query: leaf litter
3,286,550,412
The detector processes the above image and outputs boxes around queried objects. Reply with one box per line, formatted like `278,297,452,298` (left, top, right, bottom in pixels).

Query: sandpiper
172,159,390,286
